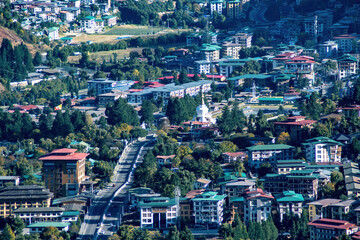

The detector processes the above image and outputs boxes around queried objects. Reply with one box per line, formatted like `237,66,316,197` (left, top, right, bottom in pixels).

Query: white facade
192,192,226,226
210,0,223,15
244,189,273,223
303,138,342,163
195,61,211,74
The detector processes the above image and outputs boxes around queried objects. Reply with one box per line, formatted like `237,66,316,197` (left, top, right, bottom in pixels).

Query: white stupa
193,94,216,124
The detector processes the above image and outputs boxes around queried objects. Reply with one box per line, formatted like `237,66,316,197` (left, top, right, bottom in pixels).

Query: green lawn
102,27,164,36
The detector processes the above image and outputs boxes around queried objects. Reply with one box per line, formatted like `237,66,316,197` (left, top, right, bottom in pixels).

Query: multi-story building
263,170,319,200
200,44,221,62
210,0,223,15
226,0,250,20
284,56,315,84
307,199,358,222
308,219,359,240
302,137,343,163
193,178,212,190
27,222,70,234
102,15,117,27
40,148,88,198
304,16,319,39
220,178,256,198
318,41,338,59
243,188,274,223
274,116,317,142
139,197,179,229
80,16,96,32
246,144,295,168
128,187,161,210
221,42,242,59
275,160,307,174
0,185,53,218
14,207,79,224
87,78,117,95
0,176,20,187
59,11,74,22
334,34,357,53
97,91,125,107
230,33,252,47
192,191,226,226
195,60,211,74
47,27,59,41
275,191,304,222
337,54,358,80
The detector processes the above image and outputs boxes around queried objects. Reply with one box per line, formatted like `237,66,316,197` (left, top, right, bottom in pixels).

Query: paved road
78,139,151,240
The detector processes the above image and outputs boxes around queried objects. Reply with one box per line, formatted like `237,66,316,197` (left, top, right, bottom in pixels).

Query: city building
59,11,74,22
47,27,59,41
200,44,221,62
220,178,256,198
334,34,357,53
275,160,307,174
318,41,338,59
302,137,343,163
195,60,211,74
156,155,175,167
221,42,242,59
139,197,179,229
263,170,319,200
128,187,161,210
27,222,70,234
102,15,117,27
246,144,295,168
243,188,274,223
14,207,79,224
87,78,117,95
275,191,304,222
226,0,250,20
97,90,125,107
307,198,342,221
222,152,247,163
337,54,358,80
304,16,319,40
0,176,20,187
308,219,359,240
40,148,89,198
230,32,252,47
0,185,53,218
193,178,211,190
284,56,315,85
80,16,96,32
274,116,317,142
192,191,226,226
210,0,223,15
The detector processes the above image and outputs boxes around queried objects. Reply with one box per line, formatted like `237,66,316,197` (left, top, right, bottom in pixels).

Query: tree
180,226,194,240
276,132,290,144
218,141,238,153
167,226,180,240
258,162,272,178
106,98,140,126
1,224,15,240
313,123,331,137
33,52,42,66
140,100,156,127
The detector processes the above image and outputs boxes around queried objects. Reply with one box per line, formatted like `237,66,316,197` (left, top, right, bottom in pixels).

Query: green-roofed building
337,54,358,80
302,137,344,163
276,159,307,174
246,144,295,168
262,168,319,200
139,197,179,229
27,222,70,234
258,97,284,105
192,191,226,226
200,44,221,61
128,187,161,210
275,191,304,221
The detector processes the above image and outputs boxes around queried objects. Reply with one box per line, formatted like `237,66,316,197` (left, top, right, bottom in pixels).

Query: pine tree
33,51,42,66
180,226,194,240
2,224,15,240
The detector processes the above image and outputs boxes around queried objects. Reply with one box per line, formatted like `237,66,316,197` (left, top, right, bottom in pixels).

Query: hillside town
1,0,360,240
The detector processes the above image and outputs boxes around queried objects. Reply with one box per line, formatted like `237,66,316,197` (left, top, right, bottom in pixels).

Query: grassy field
68,48,144,63
102,26,164,36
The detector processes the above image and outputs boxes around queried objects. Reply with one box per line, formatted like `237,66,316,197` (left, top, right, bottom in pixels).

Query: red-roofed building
181,121,211,129
156,155,175,166
16,105,40,112
272,52,298,68
244,188,274,223
334,34,357,53
274,116,317,142
222,152,247,163
284,56,315,85
39,148,89,198
308,218,359,240
340,105,360,118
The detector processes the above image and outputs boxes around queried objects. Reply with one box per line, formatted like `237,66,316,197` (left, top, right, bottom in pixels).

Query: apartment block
40,148,88,198
0,185,53,218
246,144,295,168
302,137,343,163
243,188,274,223
275,191,304,222
337,54,358,80
192,191,226,226
14,207,79,224
139,197,179,229
274,116,317,142
308,219,359,240
0,176,20,187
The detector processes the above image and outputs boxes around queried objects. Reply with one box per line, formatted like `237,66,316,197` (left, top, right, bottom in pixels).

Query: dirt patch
0,26,37,53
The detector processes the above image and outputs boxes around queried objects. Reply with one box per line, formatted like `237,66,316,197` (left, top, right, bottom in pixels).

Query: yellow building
0,185,53,218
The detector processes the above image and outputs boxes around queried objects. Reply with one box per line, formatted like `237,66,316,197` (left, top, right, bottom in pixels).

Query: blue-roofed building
192,191,226,226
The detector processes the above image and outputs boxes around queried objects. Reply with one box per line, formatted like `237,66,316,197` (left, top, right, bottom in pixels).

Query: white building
318,41,338,59
192,95,216,124
243,188,274,223
302,137,343,163
246,144,295,168
275,191,304,222
195,60,211,74
47,27,59,41
210,0,223,15
192,191,226,226
0,176,20,187
337,54,358,80
80,16,96,32
139,197,179,229
156,155,175,167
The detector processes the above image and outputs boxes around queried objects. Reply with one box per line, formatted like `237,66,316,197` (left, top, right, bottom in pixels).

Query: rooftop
27,222,70,228
247,144,294,151
14,207,64,213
